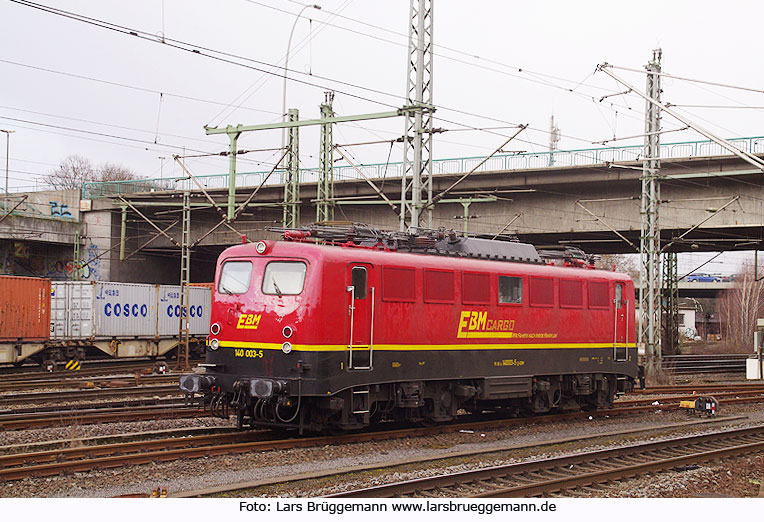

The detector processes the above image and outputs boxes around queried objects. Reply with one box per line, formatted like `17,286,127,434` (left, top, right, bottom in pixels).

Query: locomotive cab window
350,266,368,300
218,261,253,294
498,276,522,304
262,261,307,296
615,283,624,309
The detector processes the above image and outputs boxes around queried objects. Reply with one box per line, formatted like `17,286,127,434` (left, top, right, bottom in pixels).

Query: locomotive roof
220,240,633,282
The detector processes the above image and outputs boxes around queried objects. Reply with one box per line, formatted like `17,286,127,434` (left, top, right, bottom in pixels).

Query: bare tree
99,162,136,182
596,253,639,280
42,155,96,190
43,155,138,190
717,265,764,351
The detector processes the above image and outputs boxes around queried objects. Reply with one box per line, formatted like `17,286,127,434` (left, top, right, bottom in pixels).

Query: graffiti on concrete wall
44,259,77,278
13,241,30,259
1,237,104,280
81,241,101,281
49,201,74,218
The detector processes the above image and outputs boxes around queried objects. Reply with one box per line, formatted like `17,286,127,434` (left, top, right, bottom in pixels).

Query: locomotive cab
181,240,322,429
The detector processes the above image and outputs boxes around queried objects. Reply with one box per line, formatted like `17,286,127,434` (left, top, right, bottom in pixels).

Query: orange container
190,282,214,290
0,275,51,341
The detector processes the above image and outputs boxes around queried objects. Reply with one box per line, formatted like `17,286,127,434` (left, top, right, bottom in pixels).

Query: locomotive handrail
369,286,375,370
347,285,356,369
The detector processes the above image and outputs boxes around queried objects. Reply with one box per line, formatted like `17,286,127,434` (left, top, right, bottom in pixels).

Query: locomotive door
614,282,628,361
346,263,375,370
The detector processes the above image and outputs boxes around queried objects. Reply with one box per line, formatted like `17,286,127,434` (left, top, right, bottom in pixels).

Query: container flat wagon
1,277,211,366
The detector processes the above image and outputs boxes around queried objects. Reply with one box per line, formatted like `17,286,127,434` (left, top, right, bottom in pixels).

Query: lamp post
280,4,321,161
0,129,14,207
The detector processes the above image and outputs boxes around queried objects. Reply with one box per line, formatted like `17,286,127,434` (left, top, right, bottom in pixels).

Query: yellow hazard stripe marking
218,341,637,352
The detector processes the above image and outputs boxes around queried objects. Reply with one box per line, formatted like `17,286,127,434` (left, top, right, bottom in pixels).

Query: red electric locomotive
181,226,639,432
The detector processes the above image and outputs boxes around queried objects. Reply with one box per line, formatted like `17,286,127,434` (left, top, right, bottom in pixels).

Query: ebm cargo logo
457,310,515,339
237,313,262,330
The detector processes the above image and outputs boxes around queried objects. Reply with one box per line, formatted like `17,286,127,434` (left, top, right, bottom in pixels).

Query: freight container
0,275,51,364
157,285,211,337
51,281,158,340
0,275,51,341
4,279,211,364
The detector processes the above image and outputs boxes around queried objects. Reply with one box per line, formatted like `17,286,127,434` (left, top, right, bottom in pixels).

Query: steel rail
0,374,178,392
0,430,273,468
630,383,764,395
618,390,764,407
5,396,764,483
478,435,764,497
3,395,184,415
330,425,764,498
0,384,181,406
0,405,202,431
0,358,205,377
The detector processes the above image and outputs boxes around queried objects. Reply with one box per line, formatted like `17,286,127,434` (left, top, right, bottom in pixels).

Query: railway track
0,358,203,378
4,395,184,415
0,404,203,431
630,382,764,395
5,391,764,482
0,358,156,375
330,425,764,497
662,354,749,375
0,373,179,392
3,382,761,431
0,384,181,406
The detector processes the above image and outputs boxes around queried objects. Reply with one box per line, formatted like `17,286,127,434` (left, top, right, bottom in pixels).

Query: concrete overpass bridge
3,136,764,283
637,281,736,299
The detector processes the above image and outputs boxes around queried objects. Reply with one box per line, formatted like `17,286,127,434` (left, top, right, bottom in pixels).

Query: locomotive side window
615,283,623,309
463,272,490,304
218,261,253,294
560,279,583,308
262,261,307,296
424,269,455,303
498,276,522,304
588,281,610,309
351,266,368,300
382,266,416,302
529,277,554,307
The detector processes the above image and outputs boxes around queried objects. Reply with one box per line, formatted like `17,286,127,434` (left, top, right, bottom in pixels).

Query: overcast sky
2,0,763,273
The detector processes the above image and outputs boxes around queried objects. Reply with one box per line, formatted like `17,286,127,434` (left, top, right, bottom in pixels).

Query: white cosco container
51,282,158,340
157,285,211,337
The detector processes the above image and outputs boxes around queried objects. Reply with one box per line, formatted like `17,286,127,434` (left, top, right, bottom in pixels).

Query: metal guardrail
81,135,764,199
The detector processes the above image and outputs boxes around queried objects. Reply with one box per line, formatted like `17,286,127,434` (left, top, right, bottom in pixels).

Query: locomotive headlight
255,241,267,254
282,325,294,338
209,338,220,351
210,322,221,335
282,341,292,354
